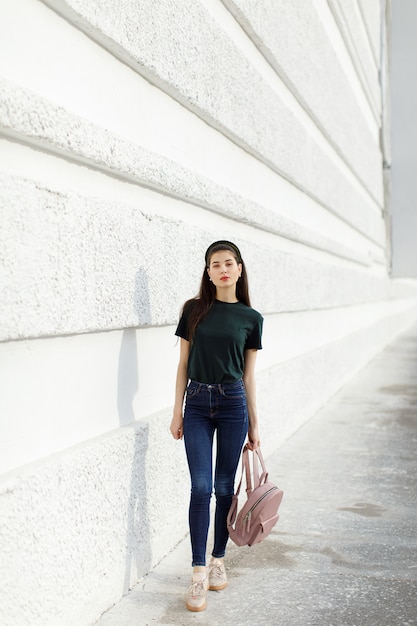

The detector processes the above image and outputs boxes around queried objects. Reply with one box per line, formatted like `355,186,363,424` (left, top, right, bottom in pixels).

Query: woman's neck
215,289,239,303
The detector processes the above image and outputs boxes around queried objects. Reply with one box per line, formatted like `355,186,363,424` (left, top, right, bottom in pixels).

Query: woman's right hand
170,414,184,440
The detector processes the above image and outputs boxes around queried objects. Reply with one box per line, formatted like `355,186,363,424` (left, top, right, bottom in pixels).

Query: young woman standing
170,240,263,612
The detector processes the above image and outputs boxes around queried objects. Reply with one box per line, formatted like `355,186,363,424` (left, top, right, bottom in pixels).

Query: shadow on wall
117,268,152,594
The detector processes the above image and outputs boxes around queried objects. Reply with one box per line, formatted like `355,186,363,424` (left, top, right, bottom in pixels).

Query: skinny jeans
183,379,248,566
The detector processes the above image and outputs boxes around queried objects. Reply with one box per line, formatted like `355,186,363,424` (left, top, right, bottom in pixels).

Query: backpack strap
234,446,249,498
254,447,269,485
253,446,260,485
243,447,253,495
235,445,269,498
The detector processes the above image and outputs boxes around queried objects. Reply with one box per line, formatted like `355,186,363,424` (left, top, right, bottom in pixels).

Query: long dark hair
181,241,251,342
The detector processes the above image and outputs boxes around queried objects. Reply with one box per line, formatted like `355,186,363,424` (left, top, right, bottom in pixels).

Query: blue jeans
183,379,248,566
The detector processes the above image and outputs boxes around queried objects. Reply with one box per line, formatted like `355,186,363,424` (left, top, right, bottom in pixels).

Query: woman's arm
170,338,190,440
243,348,261,449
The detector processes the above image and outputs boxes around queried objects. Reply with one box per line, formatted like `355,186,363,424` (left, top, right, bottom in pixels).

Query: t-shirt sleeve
175,310,189,340
176,301,197,341
245,314,263,350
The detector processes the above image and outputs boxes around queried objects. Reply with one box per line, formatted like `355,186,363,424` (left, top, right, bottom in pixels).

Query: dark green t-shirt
175,299,263,384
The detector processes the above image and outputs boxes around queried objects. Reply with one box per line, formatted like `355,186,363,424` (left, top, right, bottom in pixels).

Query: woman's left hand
247,425,260,450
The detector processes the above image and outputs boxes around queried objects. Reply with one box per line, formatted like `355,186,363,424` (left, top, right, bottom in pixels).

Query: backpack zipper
243,486,278,527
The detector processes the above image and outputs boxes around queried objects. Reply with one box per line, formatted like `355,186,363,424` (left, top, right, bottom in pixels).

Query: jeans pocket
223,391,245,400
222,382,245,399
186,383,199,398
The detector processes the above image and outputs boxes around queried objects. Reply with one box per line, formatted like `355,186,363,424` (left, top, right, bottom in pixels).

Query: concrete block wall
1,1,416,624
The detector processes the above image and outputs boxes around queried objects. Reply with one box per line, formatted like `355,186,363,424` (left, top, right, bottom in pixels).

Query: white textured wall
1,1,417,625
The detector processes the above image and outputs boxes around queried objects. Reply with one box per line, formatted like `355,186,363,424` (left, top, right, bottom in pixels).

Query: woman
170,240,263,612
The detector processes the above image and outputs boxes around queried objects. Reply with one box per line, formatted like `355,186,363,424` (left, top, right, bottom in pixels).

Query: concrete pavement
96,323,417,626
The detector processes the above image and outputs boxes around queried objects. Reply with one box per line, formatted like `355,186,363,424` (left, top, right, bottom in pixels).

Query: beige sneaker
208,558,228,591
186,574,209,612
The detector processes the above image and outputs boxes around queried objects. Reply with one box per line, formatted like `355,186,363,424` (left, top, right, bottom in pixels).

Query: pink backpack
227,446,284,547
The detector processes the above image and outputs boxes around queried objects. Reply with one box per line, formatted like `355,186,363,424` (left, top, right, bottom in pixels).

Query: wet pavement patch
337,502,387,517
378,384,417,397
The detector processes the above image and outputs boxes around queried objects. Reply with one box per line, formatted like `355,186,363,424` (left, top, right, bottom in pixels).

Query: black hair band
205,240,242,264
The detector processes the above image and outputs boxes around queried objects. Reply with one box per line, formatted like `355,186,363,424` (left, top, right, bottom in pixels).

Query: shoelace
210,565,224,580
189,579,207,597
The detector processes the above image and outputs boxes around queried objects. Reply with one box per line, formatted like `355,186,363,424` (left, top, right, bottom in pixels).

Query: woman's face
207,250,242,290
